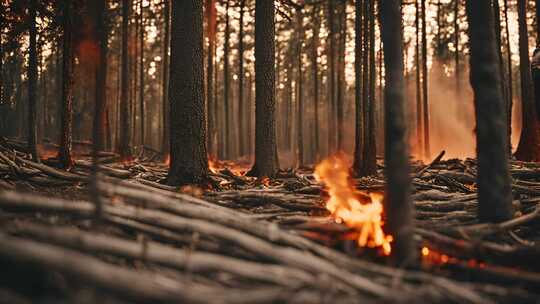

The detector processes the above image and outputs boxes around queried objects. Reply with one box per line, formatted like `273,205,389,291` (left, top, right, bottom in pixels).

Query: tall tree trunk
492,0,511,154
139,0,145,148
296,8,304,167
353,0,365,176
503,0,513,145
58,0,75,169
379,0,415,265
454,0,460,97
238,0,246,157
465,0,512,222
28,0,39,161
205,0,215,157
119,0,132,160
362,0,377,176
0,11,4,137
515,0,540,161
311,6,320,162
93,0,108,154
167,0,208,185
415,0,422,158
247,0,279,177
223,0,231,160
421,0,430,159
327,0,336,155
336,2,345,151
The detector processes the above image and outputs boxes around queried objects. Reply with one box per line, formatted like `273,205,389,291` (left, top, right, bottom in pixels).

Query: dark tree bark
415,0,423,157
515,0,540,161
465,0,513,222
28,0,39,161
492,0,511,154
238,0,246,157
379,0,416,265
223,0,231,160
327,0,336,155
58,0,75,169
139,0,145,148
119,0,132,160
205,0,215,157
353,0,365,176
92,0,108,155
311,6,320,162
247,0,279,177
421,0,430,159
161,0,171,156
503,0,513,134
166,0,208,185
362,0,377,176
336,1,346,151
296,8,304,167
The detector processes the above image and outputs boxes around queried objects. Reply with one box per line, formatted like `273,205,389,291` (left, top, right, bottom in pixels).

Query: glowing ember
164,155,170,166
208,158,219,174
314,156,392,256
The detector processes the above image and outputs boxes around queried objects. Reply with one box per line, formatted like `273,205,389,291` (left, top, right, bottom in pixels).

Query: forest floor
0,138,540,303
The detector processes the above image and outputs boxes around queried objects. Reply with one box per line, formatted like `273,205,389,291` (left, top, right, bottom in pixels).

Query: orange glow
421,246,430,256
208,158,219,174
164,154,170,166
314,155,392,256
37,144,58,160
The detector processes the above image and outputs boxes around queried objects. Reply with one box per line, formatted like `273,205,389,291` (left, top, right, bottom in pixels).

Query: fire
314,156,392,256
208,158,219,174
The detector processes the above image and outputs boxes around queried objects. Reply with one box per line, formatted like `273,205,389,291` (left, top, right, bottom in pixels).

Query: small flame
314,155,392,256
208,158,219,174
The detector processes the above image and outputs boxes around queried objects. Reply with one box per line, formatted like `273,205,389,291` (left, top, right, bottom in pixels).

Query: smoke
406,60,523,162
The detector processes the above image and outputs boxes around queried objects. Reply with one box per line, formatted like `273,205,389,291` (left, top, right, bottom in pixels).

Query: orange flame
314,156,392,255
164,154,170,166
208,158,219,174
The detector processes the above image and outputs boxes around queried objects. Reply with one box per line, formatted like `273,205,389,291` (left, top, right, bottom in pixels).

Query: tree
415,0,422,158
515,0,540,161
311,6,320,162
162,0,170,156
205,0,215,157
238,0,246,157
138,0,145,148
296,8,304,167
166,0,208,185
118,0,132,160
247,0,279,178
465,0,512,222
28,0,39,161
353,0,364,176
57,0,75,169
379,0,415,264
223,0,231,160
421,0,429,159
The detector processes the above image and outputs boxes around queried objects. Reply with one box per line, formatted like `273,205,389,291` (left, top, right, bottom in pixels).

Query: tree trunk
28,0,39,161
0,10,5,137
58,0,75,169
415,0,423,158
536,0,540,46
327,0,336,155
379,0,416,265
93,0,108,155
139,0,145,148
362,0,377,176
353,0,365,176
503,0,513,138
119,0,132,160
311,6,320,162
238,0,246,158
465,0,513,222
247,0,279,177
492,0,511,156
296,8,304,167
421,0,430,159
166,0,208,185
515,0,540,161
336,2,345,151
205,0,215,157
223,0,231,160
